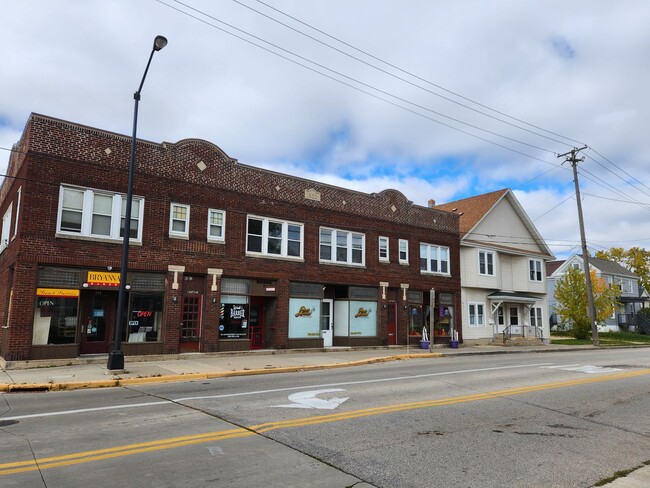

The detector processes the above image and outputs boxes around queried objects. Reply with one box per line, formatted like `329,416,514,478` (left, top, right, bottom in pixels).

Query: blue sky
2,1,650,260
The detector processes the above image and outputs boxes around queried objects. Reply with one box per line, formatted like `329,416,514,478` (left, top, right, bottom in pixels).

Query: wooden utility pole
559,146,599,346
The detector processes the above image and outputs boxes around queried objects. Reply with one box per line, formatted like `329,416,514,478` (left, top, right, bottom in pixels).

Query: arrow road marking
272,388,349,410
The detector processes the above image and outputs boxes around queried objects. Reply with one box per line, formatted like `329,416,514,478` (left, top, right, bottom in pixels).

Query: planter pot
449,340,459,349
420,341,430,349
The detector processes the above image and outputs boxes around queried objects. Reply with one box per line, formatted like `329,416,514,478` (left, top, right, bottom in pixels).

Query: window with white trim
378,236,389,262
1,203,12,252
419,243,450,274
509,307,519,325
247,215,303,259
399,239,409,264
13,187,21,238
169,203,190,239
57,186,143,242
320,227,365,265
530,307,543,327
497,306,505,326
478,250,495,276
529,259,543,281
468,303,485,327
207,209,226,242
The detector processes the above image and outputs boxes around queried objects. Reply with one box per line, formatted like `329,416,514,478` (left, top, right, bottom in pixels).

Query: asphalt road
1,349,649,487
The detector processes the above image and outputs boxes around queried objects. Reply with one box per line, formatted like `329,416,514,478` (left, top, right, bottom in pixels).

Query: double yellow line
2,368,649,476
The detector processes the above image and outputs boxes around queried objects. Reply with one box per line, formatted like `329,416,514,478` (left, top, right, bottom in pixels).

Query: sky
2,1,650,261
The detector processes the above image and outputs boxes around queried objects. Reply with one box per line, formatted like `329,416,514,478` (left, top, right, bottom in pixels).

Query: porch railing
617,313,650,334
502,324,544,342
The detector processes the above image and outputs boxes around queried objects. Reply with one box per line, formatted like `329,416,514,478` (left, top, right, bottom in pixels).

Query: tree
595,247,650,293
554,267,621,339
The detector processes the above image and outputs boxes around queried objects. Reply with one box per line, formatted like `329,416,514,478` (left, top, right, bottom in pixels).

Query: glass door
80,291,115,354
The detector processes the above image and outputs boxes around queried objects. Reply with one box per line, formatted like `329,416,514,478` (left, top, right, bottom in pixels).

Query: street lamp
107,35,168,371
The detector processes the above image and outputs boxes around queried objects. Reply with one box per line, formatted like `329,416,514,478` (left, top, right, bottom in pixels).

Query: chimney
428,198,436,208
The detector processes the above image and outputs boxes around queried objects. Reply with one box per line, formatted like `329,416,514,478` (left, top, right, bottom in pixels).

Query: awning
487,291,541,304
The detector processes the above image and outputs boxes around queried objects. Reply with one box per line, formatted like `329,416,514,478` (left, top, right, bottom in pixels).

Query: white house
435,189,554,344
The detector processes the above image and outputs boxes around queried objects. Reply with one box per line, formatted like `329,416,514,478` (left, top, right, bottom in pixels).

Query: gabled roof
546,260,565,277
434,188,554,259
552,254,638,279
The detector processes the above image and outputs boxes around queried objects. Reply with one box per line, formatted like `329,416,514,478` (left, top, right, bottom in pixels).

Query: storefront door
249,297,265,350
321,299,333,347
387,303,397,345
80,291,116,355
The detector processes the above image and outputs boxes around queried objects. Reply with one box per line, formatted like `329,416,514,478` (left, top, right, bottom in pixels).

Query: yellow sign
36,288,80,298
87,271,121,287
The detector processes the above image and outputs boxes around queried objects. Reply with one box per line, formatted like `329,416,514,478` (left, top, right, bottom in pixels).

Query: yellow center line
2,368,648,476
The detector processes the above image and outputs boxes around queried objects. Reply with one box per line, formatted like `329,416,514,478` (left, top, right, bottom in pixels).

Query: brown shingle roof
434,189,508,236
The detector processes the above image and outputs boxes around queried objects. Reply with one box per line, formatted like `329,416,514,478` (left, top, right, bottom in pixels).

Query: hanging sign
87,271,121,287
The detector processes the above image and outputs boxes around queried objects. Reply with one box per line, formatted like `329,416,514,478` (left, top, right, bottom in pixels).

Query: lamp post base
107,350,125,371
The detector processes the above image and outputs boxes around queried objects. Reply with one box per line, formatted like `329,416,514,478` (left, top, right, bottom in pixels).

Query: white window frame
207,208,226,243
399,239,409,265
319,227,365,266
378,236,389,262
13,186,21,238
419,243,450,275
1,203,12,253
247,215,304,259
530,307,543,327
497,305,505,326
478,249,495,276
169,203,190,239
468,302,485,327
56,185,144,242
529,258,543,282
509,307,519,325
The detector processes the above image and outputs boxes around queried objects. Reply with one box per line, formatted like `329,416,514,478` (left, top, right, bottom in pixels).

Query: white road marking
272,389,349,410
0,362,553,421
542,364,623,374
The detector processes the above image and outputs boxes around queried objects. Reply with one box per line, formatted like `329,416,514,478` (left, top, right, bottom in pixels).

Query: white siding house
435,189,554,344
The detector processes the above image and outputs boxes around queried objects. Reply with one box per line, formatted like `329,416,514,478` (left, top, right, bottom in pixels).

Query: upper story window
169,203,190,239
478,250,495,276
399,239,409,265
617,278,633,294
1,203,12,253
57,186,143,242
529,258,543,282
208,209,226,242
320,227,365,266
419,243,450,275
247,215,303,259
378,236,389,262
13,187,21,238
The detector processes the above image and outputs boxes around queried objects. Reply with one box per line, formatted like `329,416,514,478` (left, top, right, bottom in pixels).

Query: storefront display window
349,300,377,336
127,294,163,342
288,298,320,338
32,295,79,345
220,295,249,339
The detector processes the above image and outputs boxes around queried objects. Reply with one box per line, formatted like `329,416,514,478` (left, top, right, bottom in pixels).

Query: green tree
595,247,650,293
554,267,621,339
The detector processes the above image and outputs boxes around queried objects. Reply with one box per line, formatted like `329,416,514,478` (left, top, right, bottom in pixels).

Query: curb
0,352,443,392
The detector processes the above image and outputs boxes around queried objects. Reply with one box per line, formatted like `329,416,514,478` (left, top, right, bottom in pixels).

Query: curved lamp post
108,35,168,371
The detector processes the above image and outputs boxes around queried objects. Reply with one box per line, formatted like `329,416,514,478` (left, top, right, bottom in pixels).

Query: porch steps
490,335,545,347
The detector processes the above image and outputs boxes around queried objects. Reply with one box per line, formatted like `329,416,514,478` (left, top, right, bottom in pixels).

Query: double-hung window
378,236,389,262
1,203,12,252
207,209,226,242
419,243,450,274
478,250,495,276
170,203,190,239
399,239,409,264
468,303,485,327
320,227,365,266
57,186,144,242
247,215,303,259
529,259,543,282
530,307,543,327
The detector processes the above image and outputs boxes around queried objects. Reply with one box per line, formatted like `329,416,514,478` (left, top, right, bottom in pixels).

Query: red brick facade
0,114,461,362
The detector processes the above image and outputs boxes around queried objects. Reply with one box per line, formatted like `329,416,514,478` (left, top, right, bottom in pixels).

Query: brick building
0,114,461,362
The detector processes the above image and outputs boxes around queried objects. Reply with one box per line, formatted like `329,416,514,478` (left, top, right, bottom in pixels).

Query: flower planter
449,340,459,349
420,340,430,349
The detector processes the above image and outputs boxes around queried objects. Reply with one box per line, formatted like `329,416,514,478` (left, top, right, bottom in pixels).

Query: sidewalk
1,343,648,487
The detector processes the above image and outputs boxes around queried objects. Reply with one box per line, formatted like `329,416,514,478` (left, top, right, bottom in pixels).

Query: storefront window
127,294,163,342
32,296,79,345
220,296,249,339
288,298,321,338
349,300,377,336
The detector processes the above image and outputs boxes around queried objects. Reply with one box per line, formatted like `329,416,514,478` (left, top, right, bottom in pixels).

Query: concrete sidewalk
1,343,648,486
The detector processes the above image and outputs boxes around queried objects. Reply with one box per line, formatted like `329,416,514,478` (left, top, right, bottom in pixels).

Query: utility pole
558,146,599,346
